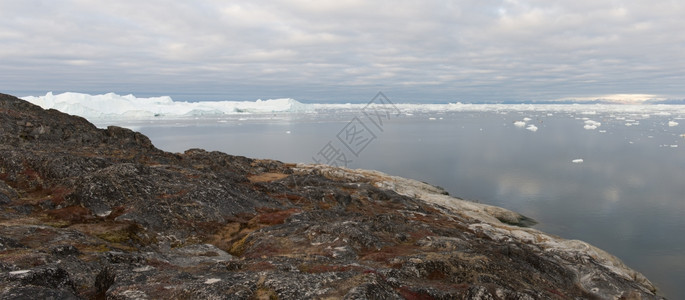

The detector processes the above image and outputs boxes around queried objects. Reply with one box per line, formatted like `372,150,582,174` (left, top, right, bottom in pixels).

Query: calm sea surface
119,109,684,298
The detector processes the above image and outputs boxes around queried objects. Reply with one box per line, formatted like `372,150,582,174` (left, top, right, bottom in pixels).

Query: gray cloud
1,0,684,102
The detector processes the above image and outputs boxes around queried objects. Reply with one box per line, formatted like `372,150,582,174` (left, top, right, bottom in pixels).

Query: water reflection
136,111,684,298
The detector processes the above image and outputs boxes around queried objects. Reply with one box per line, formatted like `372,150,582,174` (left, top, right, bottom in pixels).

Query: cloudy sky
1,0,684,103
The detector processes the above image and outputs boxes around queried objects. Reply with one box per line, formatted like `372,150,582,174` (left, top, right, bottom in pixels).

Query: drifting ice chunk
572,159,584,163
513,121,526,127
526,125,538,132
523,117,532,121
668,121,679,127
583,120,601,130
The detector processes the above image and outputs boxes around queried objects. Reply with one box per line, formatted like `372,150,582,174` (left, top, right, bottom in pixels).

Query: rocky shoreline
0,93,664,299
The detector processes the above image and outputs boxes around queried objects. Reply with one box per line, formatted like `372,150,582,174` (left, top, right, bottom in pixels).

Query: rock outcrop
0,93,664,299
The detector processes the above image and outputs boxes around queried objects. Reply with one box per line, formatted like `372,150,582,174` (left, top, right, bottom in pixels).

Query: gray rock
0,92,666,299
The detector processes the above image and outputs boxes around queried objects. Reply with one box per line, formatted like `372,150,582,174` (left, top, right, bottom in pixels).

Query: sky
1,0,684,103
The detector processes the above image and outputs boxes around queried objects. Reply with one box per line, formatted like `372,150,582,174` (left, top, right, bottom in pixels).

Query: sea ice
583,120,601,130
572,159,584,163
513,121,526,127
526,125,538,132
22,92,311,120
19,92,685,126
668,121,679,127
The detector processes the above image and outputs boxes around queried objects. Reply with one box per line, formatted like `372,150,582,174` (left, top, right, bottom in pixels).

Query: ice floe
583,120,601,130
668,121,679,127
513,121,527,127
572,159,584,163
526,125,538,132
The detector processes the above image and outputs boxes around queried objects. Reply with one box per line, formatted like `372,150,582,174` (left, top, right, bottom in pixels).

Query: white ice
513,121,527,127
22,92,310,120
668,121,679,127
572,159,584,163
20,92,685,125
584,120,601,130
526,125,538,132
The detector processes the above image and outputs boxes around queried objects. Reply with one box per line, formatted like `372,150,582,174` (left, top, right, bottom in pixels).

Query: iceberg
22,92,311,120
20,92,685,126
583,120,601,130
513,121,527,128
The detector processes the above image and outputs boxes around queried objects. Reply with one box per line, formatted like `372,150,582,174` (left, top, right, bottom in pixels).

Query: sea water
121,110,684,298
